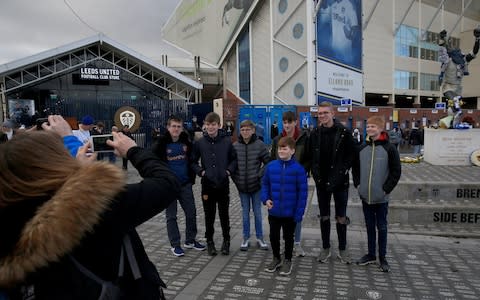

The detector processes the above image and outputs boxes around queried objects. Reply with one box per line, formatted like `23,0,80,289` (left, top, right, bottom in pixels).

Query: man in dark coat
305,101,355,264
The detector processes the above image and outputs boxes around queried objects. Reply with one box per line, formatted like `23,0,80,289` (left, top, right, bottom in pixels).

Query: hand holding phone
107,132,137,158
90,134,114,152
36,118,49,130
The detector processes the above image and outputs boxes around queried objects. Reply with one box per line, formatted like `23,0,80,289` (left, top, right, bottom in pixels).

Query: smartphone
90,134,114,152
36,118,49,130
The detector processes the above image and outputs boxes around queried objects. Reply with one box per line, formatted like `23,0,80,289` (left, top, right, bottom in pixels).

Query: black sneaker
379,257,390,272
184,241,206,251
265,257,282,273
207,241,217,256
356,254,376,265
279,259,292,276
221,240,230,255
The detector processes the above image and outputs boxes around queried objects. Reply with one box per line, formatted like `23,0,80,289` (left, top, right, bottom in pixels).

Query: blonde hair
367,116,386,129
0,131,81,206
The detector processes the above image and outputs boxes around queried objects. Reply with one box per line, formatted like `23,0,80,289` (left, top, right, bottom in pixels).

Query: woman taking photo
0,115,180,299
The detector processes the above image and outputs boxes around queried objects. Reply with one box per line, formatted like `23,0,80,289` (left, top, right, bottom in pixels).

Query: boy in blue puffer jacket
262,136,308,276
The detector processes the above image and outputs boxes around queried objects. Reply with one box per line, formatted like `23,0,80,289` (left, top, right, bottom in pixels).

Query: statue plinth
424,128,480,166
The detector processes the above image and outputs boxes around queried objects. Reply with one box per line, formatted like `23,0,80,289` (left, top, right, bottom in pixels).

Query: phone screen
91,134,114,152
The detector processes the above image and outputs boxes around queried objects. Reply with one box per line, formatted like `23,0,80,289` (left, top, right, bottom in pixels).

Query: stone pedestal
424,128,480,165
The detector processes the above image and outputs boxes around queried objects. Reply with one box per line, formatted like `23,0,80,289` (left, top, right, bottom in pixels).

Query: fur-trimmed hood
0,162,125,288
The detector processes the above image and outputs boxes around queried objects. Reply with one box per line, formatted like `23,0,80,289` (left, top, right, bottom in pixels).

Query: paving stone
119,160,480,299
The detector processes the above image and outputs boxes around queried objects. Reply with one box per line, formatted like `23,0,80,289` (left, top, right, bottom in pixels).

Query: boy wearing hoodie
262,136,308,276
352,116,401,272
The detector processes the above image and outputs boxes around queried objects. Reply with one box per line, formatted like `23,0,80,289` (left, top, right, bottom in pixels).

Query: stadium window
238,28,251,102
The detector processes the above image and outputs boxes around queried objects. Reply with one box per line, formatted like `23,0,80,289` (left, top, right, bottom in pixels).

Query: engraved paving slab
123,160,480,299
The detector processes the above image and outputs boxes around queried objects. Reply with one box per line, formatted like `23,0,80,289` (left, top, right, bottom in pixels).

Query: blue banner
316,0,362,70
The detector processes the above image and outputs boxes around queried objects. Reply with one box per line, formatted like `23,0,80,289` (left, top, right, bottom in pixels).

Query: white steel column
306,0,315,106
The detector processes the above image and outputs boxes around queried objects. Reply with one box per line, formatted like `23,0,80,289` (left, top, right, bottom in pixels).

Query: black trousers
268,215,296,260
202,185,230,242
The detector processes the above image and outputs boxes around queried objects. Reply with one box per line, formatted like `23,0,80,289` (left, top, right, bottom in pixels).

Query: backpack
2,235,142,300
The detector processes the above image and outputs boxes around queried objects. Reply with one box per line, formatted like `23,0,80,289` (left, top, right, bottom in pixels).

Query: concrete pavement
121,160,480,299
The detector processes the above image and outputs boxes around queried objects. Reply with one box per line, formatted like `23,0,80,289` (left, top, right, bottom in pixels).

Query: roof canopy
0,34,202,101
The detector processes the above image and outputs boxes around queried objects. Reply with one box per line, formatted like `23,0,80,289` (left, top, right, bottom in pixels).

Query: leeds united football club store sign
80,68,120,80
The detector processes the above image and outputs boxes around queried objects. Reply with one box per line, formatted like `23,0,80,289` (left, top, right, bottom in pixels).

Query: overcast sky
0,0,185,65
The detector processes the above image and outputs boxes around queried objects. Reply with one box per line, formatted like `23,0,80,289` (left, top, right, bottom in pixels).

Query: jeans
108,152,116,163
412,145,421,156
362,201,389,258
269,215,296,260
317,188,349,250
166,183,198,247
202,185,230,242
294,221,302,244
239,191,263,240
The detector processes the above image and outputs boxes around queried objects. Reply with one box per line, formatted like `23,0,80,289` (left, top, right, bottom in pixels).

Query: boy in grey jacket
232,120,270,251
352,116,401,272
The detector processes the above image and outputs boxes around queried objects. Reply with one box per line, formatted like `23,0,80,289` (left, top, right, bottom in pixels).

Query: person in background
0,115,180,299
352,116,401,272
305,101,355,264
191,112,237,256
263,136,308,276
121,125,134,170
409,122,423,157
151,116,206,257
91,121,106,161
270,120,279,139
255,122,265,142
270,111,309,257
352,128,362,148
1,120,16,143
72,115,95,144
232,120,271,251
388,127,402,151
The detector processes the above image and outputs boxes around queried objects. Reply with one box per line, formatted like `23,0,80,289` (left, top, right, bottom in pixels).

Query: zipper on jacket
243,143,249,191
281,161,285,214
368,142,375,204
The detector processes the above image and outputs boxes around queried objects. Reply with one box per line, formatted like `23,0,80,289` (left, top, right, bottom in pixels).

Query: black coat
305,121,355,191
0,147,180,299
232,134,270,193
191,131,237,189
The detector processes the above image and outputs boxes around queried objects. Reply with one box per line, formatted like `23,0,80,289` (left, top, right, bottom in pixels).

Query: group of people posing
0,101,401,299
149,101,401,277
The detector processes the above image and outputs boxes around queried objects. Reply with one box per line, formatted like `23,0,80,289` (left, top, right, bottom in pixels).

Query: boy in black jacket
191,112,237,256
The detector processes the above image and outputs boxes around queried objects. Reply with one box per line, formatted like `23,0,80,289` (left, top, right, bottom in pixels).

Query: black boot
221,240,230,255
207,241,217,256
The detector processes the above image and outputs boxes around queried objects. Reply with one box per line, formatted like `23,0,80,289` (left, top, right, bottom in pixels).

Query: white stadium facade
163,0,480,109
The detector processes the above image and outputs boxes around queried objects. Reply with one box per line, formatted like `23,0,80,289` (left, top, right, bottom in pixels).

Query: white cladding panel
225,48,238,95
271,0,309,105
251,1,272,103
275,64,309,105
363,0,394,94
